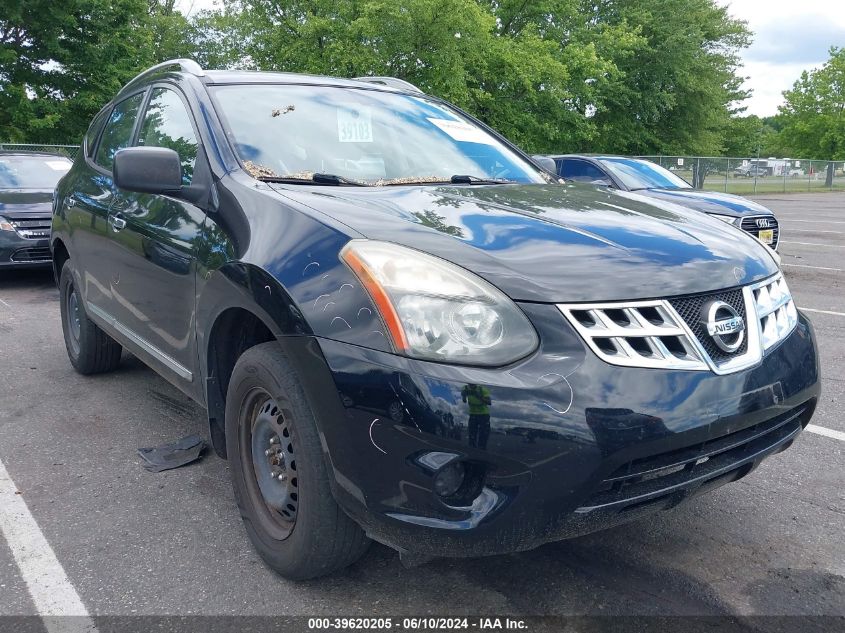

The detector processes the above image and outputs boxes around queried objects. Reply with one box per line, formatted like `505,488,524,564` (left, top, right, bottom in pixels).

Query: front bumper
0,232,52,268
303,303,819,558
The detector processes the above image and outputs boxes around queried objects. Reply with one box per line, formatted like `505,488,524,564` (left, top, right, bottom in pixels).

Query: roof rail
354,76,422,93
125,59,205,87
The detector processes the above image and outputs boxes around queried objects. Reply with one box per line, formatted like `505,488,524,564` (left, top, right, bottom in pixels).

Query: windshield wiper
313,173,368,186
258,173,515,187
257,173,368,187
450,174,515,185
378,175,515,186
630,186,684,191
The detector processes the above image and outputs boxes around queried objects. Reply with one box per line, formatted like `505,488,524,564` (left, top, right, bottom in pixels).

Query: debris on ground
137,435,206,473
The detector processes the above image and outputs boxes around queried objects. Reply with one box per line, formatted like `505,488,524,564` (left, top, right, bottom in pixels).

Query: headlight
769,244,781,266
752,234,782,267
340,240,538,366
0,216,15,232
710,214,738,226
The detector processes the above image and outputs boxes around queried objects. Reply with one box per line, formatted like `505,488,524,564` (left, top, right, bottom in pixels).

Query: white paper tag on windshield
337,106,373,143
427,118,494,145
45,161,71,171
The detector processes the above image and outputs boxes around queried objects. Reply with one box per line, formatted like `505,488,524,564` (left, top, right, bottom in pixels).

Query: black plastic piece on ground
137,434,206,472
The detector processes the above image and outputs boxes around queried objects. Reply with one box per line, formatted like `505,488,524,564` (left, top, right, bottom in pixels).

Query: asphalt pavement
0,193,843,627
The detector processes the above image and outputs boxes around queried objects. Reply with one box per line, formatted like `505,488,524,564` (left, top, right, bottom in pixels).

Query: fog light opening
435,461,487,507
433,461,466,498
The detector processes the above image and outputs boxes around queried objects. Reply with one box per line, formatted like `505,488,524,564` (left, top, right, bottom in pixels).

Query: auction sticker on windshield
338,106,373,143
427,118,495,145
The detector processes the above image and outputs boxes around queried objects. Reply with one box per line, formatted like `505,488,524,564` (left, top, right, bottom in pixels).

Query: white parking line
781,219,845,224
807,425,845,442
783,263,844,272
0,457,97,633
798,307,845,317
785,229,844,234
780,241,845,248
0,298,10,308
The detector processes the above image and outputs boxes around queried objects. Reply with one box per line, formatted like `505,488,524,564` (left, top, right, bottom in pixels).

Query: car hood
272,183,779,303
0,190,53,218
634,188,774,218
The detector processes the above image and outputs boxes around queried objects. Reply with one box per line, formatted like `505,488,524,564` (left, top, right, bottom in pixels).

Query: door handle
108,214,127,232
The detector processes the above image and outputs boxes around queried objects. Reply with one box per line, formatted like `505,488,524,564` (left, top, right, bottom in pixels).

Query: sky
720,0,845,117
175,0,844,118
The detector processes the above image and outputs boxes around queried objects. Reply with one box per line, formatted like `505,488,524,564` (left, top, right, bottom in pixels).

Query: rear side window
137,88,198,185
95,92,145,171
85,109,110,159
560,159,610,184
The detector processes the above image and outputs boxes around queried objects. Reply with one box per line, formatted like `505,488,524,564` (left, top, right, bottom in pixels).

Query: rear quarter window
85,109,111,160
95,92,145,171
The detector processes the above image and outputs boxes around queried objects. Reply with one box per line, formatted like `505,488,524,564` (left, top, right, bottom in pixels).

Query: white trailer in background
739,158,805,177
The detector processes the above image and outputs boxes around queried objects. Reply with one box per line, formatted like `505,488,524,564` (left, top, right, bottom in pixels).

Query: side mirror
532,155,558,175
113,147,182,195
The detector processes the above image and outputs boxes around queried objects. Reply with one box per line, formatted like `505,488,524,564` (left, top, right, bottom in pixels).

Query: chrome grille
752,274,798,350
9,218,52,240
669,288,748,363
740,215,779,249
559,272,796,374
559,301,708,370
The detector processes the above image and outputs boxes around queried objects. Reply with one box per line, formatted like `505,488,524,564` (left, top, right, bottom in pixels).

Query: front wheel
58,260,122,375
225,342,370,579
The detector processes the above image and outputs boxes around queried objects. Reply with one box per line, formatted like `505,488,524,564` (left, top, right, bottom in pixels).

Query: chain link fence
0,143,80,159
636,156,845,194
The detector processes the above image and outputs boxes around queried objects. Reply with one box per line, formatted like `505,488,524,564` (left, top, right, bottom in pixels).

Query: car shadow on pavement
301,487,843,617
302,520,738,616
0,268,55,289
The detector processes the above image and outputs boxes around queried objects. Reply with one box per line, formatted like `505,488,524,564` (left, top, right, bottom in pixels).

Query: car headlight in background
0,216,15,232
710,214,739,226
341,240,539,366
768,245,782,268
752,234,782,267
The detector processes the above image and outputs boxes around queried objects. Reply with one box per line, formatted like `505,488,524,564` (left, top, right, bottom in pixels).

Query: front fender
195,257,393,458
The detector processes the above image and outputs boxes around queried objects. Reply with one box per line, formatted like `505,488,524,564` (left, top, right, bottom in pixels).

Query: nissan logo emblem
702,301,745,353
755,218,771,228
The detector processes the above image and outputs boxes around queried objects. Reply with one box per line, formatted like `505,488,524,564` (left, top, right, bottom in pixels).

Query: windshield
599,158,691,191
211,84,546,185
0,155,71,189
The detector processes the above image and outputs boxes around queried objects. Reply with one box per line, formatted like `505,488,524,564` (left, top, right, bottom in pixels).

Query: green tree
2,0,752,156
0,1,197,143
206,0,749,154
481,0,641,151
722,115,778,157
199,0,590,150
776,47,845,160
582,0,750,155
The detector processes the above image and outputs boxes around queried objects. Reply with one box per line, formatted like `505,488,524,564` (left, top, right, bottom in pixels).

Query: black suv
52,60,820,579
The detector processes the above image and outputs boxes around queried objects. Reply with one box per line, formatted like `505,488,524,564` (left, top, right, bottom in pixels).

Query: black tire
225,342,370,579
58,260,122,375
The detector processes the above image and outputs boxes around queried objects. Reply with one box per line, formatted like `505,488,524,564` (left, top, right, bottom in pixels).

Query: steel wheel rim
240,388,298,540
66,284,81,355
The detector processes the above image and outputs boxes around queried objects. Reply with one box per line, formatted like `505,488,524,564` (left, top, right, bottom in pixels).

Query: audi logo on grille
755,218,771,228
